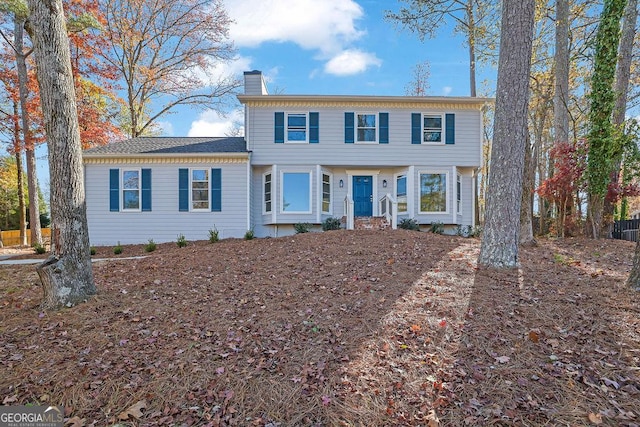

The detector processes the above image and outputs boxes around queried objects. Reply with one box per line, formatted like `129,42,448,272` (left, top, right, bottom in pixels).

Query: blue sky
27,0,496,198
170,0,496,137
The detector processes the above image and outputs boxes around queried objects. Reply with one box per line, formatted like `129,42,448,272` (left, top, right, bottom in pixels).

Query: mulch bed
1,231,638,426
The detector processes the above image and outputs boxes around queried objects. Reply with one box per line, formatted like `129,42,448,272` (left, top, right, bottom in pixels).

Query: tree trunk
478,0,535,268
627,238,640,291
13,101,28,246
27,0,96,309
554,0,570,146
466,0,477,97
520,133,536,245
15,18,43,246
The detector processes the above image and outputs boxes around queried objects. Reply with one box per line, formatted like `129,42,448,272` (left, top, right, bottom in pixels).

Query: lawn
1,230,639,426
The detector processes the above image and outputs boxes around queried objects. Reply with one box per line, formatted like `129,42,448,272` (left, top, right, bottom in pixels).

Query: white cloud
324,49,381,76
188,109,244,137
156,120,175,136
225,0,365,54
442,86,453,96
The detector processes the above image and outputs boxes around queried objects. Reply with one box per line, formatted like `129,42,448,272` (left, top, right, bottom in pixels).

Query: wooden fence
613,219,640,242
0,228,51,247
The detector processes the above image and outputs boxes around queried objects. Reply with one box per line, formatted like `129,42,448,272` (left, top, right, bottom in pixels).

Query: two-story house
83,71,490,245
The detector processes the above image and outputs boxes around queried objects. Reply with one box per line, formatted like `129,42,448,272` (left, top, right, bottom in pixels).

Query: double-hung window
396,175,407,214
191,169,209,210
423,115,443,143
357,113,377,142
287,113,307,142
419,173,447,213
282,172,311,213
122,169,140,210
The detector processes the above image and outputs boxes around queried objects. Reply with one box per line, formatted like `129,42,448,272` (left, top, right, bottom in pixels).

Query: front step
354,216,390,230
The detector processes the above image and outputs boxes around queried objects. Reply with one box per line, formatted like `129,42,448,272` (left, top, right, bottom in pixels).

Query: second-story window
275,112,319,143
287,113,307,142
357,113,376,142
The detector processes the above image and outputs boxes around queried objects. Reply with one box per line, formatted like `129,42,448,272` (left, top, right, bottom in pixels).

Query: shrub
430,221,444,234
468,225,482,238
90,247,96,256
294,222,312,234
244,229,255,240
208,227,219,243
145,239,157,252
33,243,46,254
322,217,342,231
176,234,188,247
399,218,420,231
113,242,123,255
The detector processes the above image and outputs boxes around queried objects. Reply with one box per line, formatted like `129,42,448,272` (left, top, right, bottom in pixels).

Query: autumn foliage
536,140,587,236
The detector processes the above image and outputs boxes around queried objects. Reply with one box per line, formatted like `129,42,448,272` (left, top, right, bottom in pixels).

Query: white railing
379,193,398,230
344,195,354,230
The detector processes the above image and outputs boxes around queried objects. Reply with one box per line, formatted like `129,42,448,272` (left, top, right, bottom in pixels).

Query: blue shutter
379,112,389,144
344,112,354,143
445,113,455,144
178,168,189,212
274,112,284,143
211,168,221,212
411,113,421,144
141,169,152,212
109,169,119,212
309,112,319,143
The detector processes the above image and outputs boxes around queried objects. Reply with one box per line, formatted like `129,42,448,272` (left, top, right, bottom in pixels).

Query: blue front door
353,175,373,216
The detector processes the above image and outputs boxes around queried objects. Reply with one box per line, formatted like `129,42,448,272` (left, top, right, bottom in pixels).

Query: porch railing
379,193,398,230
344,195,354,230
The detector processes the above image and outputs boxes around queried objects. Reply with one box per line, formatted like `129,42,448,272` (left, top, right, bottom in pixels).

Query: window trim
355,112,378,144
190,168,210,212
286,112,308,143
280,170,312,214
418,171,449,214
121,168,141,212
422,113,445,144
322,172,332,214
395,173,408,214
263,172,272,214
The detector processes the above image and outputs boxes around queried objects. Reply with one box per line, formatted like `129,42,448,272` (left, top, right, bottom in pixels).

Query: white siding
85,162,248,245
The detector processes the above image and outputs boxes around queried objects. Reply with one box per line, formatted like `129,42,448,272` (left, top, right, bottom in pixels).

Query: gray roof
83,137,247,156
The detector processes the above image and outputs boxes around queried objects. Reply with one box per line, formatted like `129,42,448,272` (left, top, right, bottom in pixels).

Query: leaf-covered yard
1,230,639,426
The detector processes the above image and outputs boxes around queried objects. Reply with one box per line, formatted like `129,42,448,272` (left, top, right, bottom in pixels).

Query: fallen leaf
410,324,421,333
495,355,510,364
438,319,447,328
118,400,147,420
528,331,539,343
65,416,85,427
588,412,603,425
425,409,440,427
3,395,18,404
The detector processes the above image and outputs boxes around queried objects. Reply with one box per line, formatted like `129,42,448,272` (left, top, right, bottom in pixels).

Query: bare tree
100,0,240,137
554,0,570,147
405,60,431,96
478,0,536,268
386,0,495,97
27,0,95,309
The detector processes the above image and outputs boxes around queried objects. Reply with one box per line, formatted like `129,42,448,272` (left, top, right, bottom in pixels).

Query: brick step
354,216,390,230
